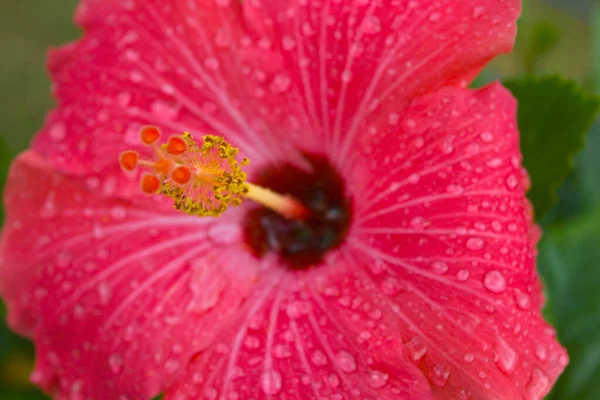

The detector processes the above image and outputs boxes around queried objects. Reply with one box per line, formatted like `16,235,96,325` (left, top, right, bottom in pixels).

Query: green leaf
504,76,600,219
539,207,600,400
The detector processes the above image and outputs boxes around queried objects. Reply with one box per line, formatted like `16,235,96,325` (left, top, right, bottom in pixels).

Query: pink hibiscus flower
0,0,568,399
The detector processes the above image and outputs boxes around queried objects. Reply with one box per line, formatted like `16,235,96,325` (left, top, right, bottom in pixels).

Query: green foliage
523,21,561,75
505,76,600,220
539,207,600,400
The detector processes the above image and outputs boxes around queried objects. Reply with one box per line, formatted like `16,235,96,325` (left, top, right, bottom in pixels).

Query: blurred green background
1,0,600,398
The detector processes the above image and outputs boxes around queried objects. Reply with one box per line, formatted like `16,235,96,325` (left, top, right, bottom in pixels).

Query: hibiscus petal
33,0,519,203
242,0,521,166
0,151,258,399
344,84,567,399
168,267,433,399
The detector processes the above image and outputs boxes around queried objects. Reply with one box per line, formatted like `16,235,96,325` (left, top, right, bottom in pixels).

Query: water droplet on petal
328,374,340,388
150,99,180,120
361,15,382,34
109,353,124,374
456,269,470,281
491,220,503,232
535,345,547,361
164,359,180,374
404,337,427,361
341,70,353,82
429,363,450,387
244,335,260,349
473,6,485,18
483,270,507,293
466,237,485,250
514,289,531,310
311,350,328,366
505,174,519,190
110,206,127,221
486,158,503,168
480,131,494,143
336,351,357,373
429,12,441,22
410,216,430,230
366,369,389,388
281,36,296,51
494,337,517,375
261,370,282,395
463,353,475,363
432,261,449,274
49,122,67,142
524,368,549,400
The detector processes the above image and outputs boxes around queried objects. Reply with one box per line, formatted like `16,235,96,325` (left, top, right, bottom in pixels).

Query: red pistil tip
141,174,160,194
166,135,188,155
140,125,161,145
171,166,192,185
119,150,139,171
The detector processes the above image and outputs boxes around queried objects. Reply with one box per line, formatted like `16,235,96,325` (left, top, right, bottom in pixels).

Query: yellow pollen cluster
161,133,250,217
119,126,249,217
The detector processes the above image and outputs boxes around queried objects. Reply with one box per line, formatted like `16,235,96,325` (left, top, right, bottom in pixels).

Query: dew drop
429,12,441,22
505,174,519,190
98,282,112,305
109,353,124,374
480,131,494,143
311,350,328,366
432,261,449,274
429,363,450,387
49,122,67,142
110,206,127,221
491,220,503,232
366,370,389,389
463,353,475,363
404,337,427,361
456,269,470,282
466,237,485,250
494,337,517,375
281,36,296,51
130,70,144,83
204,57,220,71
514,289,531,310
410,216,430,230
341,69,353,83
361,15,382,34
483,270,507,293
244,335,260,349
381,277,402,296
486,158,503,168
269,73,292,93
150,100,180,120
473,6,485,18
165,359,180,374
261,370,283,395
336,351,357,373
204,387,218,400
524,368,549,400
446,184,464,194
328,374,340,388
535,345,547,361
117,91,131,107
387,112,400,125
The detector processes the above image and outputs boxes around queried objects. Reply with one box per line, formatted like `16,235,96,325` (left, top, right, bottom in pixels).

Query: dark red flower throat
243,154,352,269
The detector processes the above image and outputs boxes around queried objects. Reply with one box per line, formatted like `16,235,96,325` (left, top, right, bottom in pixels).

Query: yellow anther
158,133,250,217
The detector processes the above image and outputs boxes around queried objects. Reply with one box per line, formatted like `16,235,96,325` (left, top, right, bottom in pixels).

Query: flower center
119,128,352,269
243,154,352,270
